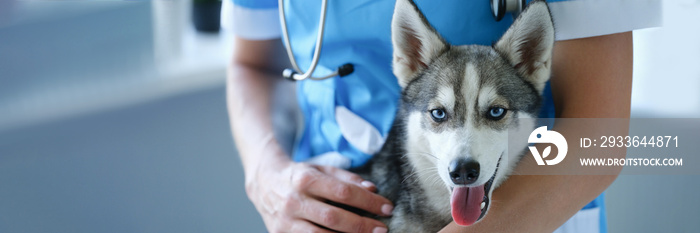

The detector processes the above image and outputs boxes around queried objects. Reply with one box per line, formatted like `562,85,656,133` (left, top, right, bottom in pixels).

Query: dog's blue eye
488,107,506,120
431,109,447,122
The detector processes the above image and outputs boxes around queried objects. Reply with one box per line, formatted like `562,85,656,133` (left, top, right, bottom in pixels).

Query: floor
0,86,263,233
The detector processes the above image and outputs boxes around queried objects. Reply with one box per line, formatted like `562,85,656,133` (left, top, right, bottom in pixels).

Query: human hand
245,155,393,233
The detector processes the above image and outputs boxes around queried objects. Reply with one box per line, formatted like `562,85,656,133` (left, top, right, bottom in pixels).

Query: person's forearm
227,63,289,177
439,129,621,233
226,38,292,180
489,174,615,232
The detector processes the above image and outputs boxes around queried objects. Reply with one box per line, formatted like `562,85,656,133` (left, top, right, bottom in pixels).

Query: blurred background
0,0,698,232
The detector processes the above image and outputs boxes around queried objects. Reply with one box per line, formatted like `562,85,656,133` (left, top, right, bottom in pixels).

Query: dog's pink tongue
450,185,485,226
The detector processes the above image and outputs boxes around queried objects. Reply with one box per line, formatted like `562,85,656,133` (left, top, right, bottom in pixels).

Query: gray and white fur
351,0,555,232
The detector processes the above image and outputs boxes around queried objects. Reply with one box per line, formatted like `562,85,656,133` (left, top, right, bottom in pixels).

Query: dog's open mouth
449,156,501,226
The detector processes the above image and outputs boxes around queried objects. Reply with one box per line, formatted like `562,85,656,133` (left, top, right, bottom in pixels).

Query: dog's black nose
448,159,480,185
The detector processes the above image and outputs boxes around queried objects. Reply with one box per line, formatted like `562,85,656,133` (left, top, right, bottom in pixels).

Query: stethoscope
279,0,526,81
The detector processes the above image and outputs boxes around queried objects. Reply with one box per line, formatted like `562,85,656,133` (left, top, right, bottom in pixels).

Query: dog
351,0,554,231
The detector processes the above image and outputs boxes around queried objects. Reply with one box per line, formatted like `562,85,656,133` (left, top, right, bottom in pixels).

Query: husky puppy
352,0,554,231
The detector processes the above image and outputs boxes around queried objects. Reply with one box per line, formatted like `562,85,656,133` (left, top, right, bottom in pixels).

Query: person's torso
286,0,514,167
282,1,604,232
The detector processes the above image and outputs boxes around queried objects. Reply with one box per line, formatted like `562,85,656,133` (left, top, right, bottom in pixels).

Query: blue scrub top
286,0,515,167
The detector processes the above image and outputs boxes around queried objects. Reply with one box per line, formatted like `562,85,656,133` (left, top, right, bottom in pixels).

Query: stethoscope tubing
279,0,523,81
279,0,341,81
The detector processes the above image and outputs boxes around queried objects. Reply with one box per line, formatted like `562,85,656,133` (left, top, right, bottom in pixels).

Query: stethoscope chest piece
279,0,354,82
283,63,354,81
491,0,526,21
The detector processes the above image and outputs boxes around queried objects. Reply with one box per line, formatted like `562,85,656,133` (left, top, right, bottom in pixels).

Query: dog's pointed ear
391,0,448,88
494,0,554,94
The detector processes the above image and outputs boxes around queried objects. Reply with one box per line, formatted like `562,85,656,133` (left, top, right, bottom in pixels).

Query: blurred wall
630,0,700,117
0,1,155,132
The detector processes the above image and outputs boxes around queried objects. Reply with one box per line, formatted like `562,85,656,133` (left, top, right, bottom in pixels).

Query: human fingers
288,220,335,233
299,198,388,233
291,168,394,217
315,165,377,192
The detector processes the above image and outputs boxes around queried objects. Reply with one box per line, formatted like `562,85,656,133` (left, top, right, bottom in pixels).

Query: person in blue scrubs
224,0,660,232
